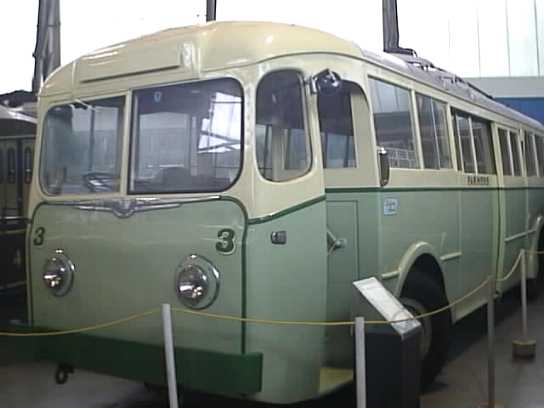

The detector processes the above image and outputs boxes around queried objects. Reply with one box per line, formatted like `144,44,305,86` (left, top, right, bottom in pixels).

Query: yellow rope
497,250,524,282
0,308,160,337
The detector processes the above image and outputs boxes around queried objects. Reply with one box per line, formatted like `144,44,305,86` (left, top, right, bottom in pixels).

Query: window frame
368,76,420,170
39,93,128,197
254,69,312,184
509,130,522,177
523,130,538,177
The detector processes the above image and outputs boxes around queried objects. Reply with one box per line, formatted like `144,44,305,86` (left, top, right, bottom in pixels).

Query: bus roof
0,105,36,137
41,21,544,131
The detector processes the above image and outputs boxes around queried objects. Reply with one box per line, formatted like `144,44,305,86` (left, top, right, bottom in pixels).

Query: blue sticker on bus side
383,198,399,216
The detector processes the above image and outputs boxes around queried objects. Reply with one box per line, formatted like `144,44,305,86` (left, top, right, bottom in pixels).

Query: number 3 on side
216,228,236,255
33,227,46,246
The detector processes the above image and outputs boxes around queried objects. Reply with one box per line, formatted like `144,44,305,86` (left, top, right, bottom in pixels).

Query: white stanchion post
487,275,495,408
355,317,366,408
162,304,179,408
513,250,536,359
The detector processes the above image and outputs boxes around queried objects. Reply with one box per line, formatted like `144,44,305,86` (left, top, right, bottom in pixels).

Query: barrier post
162,304,179,408
355,317,366,408
512,250,536,359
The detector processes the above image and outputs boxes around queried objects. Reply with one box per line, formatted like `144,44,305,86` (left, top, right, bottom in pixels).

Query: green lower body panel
0,332,263,397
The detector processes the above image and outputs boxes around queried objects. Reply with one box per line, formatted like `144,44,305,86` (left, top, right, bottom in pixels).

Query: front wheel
401,272,451,389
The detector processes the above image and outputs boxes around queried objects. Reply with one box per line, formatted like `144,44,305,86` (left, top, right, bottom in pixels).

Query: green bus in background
16,22,544,403
0,105,34,310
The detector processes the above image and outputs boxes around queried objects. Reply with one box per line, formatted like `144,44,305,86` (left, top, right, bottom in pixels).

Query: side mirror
378,147,390,187
310,69,343,95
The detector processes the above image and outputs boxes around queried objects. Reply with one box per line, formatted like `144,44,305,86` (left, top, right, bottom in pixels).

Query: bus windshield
130,78,243,194
41,97,125,195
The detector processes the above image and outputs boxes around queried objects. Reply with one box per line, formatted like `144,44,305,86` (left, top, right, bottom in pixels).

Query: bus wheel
401,272,451,390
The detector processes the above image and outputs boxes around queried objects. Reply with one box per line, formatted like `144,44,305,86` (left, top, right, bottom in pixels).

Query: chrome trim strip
505,230,529,243
440,251,462,262
381,270,400,280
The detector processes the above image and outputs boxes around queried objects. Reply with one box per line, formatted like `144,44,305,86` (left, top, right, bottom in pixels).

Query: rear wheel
401,271,451,389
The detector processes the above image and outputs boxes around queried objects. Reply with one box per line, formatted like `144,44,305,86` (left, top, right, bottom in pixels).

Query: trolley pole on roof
32,0,61,94
206,0,217,22
382,0,415,55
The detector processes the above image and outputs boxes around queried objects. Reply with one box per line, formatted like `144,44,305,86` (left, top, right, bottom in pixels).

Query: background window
525,132,538,176
256,70,310,182
24,147,33,184
318,82,358,168
369,78,418,169
416,94,452,169
454,113,475,173
41,97,125,195
536,135,544,177
0,149,3,184
131,79,242,194
510,131,521,176
472,118,495,174
499,128,512,176
7,148,16,184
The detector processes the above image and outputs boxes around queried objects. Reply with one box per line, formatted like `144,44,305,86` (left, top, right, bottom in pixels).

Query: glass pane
525,132,537,176
318,82,357,169
7,148,15,184
416,94,439,169
499,128,512,175
256,70,310,182
536,135,544,176
472,118,495,174
24,147,33,184
433,100,452,169
41,97,125,195
510,132,521,176
452,114,462,170
130,79,242,193
456,114,475,173
370,78,418,169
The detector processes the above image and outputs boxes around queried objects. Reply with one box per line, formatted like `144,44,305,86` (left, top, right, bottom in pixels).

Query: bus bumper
0,333,263,396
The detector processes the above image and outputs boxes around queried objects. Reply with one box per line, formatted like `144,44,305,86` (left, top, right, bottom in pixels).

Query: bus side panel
457,188,498,317
499,188,528,290
245,201,327,404
379,189,461,301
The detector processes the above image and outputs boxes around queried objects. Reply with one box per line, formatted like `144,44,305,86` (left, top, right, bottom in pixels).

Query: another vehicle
19,22,544,403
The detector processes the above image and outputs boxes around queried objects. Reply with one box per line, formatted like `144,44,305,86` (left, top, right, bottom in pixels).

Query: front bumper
0,331,263,397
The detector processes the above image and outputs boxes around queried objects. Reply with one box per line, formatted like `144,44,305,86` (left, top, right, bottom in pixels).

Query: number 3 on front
216,228,236,255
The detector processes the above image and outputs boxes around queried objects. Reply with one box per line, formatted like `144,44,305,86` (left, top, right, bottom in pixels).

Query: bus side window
499,128,512,176
417,94,452,170
256,70,310,182
524,132,537,176
0,148,3,184
510,131,521,176
472,118,495,174
317,82,358,168
7,148,16,184
453,112,475,173
369,78,418,169
536,135,544,177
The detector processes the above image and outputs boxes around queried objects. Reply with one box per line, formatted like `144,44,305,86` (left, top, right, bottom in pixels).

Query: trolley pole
355,317,367,408
162,304,179,408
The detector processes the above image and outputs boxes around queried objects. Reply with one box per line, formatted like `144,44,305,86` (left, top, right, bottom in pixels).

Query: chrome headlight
176,255,220,309
43,249,75,296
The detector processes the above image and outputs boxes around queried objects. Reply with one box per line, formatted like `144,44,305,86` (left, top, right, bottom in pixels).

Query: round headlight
43,249,75,296
176,255,220,309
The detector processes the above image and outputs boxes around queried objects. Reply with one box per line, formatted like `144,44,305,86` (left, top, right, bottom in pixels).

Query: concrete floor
0,291,542,407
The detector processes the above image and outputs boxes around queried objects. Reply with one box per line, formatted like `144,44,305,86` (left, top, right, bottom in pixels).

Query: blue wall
497,97,544,125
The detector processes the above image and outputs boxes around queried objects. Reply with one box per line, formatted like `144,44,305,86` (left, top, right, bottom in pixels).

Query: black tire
401,271,451,390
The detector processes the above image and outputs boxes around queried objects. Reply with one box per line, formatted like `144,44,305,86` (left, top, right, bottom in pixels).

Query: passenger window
369,78,418,169
318,82,358,168
510,132,521,176
7,148,15,184
472,118,495,174
536,135,544,176
416,94,452,169
256,70,310,181
525,132,538,176
0,149,3,184
454,113,475,173
499,129,512,176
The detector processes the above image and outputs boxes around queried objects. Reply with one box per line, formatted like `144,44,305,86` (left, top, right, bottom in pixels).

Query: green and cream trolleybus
18,21,544,403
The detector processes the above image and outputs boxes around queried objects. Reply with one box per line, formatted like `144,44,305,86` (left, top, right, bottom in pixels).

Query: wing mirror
310,69,343,95
378,147,390,187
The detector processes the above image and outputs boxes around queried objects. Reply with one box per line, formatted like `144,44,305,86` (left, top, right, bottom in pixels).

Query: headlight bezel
175,254,220,310
42,249,75,297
